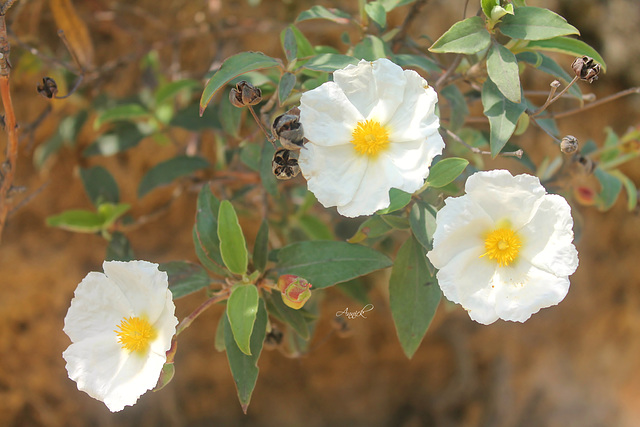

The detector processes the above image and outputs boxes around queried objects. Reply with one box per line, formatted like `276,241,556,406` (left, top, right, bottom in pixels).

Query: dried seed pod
37,77,58,99
272,148,300,180
229,80,262,107
272,107,305,150
560,135,579,154
571,56,601,83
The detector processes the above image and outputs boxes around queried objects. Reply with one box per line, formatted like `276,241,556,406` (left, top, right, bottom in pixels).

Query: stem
0,0,17,15
443,128,523,158
529,116,561,144
531,76,579,116
358,0,368,28
391,0,428,52
248,105,276,147
530,80,560,116
175,289,231,336
0,13,18,244
435,55,461,91
544,87,640,120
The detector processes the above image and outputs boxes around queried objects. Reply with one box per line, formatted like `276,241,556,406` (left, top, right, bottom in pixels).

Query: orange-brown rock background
1,1,639,426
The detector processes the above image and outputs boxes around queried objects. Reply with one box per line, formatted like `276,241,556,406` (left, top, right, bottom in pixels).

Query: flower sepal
277,275,312,309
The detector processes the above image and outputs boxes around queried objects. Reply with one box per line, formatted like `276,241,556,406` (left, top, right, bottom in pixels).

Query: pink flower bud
277,275,312,310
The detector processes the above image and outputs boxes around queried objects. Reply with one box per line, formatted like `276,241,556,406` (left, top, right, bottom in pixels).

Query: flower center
351,119,390,156
115,316,157,354
482,227,522,267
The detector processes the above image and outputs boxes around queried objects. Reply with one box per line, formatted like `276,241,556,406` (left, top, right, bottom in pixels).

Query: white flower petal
427,195,493,268
385,133,445,190
387,70,440,142
336,154,404,217
299,143,368,208
149,295,178,357
299,81,363,147
465,170,546,227
493,260,570,322
519,194,579,277
63,272,131,343
103,261,168,324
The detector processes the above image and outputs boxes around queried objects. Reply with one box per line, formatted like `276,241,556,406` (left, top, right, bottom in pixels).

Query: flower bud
560,135,579,154
277,275,312,310
571,56,601,83
37,77,58,99
229,81,262,107
574,185,596,206
272,148,300,180
272,107,305,150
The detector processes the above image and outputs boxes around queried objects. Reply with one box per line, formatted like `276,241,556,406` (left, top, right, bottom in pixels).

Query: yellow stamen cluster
115,316,157,354
482,227,522,267
351,119,390,156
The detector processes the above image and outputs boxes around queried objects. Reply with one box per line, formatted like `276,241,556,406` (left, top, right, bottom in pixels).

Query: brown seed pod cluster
561,135,579,154
272,147,300,180
272,107,305,151
571,56,601,83
37,77,58,99
229,80,262,107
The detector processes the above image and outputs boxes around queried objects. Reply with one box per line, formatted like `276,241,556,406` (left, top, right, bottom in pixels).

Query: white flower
63,261,178,412
298,58,445,217
427,170,579,325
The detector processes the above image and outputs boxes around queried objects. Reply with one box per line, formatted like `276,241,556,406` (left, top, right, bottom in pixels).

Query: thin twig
176,288,231,336
0,13,18,243
435,55,462,91
530,80,561,116
248,105,276,146
529,116,561,144
543,87,640,120
391,0,428,52
531,76,579,116
0,0,18,15
444,128,523,158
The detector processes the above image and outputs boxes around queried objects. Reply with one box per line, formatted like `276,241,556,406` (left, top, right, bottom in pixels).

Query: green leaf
482,78,527,157
498,6,579,41
138,155,210,198
353,35,389,61
302,54,359,72
525,37,606,72
378,0,416,11
276,241,392,289
365,1,386,28
227,285,260,355
298,214,334,240
224,298,267,413
252,219,269,272
219,89,243,137
594,168,622,211
160,261,210,299
409,201,437,250
264,291,309,340
296,5,351,24
487,41,521,103
217,200,249,275
98,203,131,229
380,214,410,229
47,209,105,233
481,0,499,19
95,104,151,128
376,189,412,214
609,170,638,211
215,316,226,352
106,231,135,261
240,143,261,172
193,183,228,276
440,85,469,131
393,53,440,74
426,157,469,188
278,72,296,105
170,103,221,131
389,236,441,358
429,16,491,54
155,79,200,105
516,52,582,99
200,52,281,114
600,127,619,163
259,142,277,197
281,25,315,58
335,279,370,305
83,122,147,157
80,166,119,206
283,27,298,62
348,215,393,243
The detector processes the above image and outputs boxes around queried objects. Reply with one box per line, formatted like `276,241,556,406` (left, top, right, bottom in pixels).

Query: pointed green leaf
276,241,392,289
393,53,440,73
516,52,582,99
193,183,228,276
409,201,437,250
80,166,119,206
353,35,390,60
482,78,527,157
200,52,281,114
498,6,579,41
481,0,499,18
160,261,210,299
365,1,387,28
487,41,521,103
219,89,243,137
278,72,296,105
46,210,105,233
426,157,469,188
429,16,491,54
227,284,260,355
252,219,269,272
594,168,622,211
379,214,410,229
525,37,606,71
106,231,134,261
283,27,298,62
224,298,267,413
348,215,393,243
298,214,334,240
609,170,638,211
95,104,151,128
217,200,248,275
376,189,411,215
390,236,441,358
155,79,200,105
303,54,359,72
281,25,315,58
138,155,210,198
296,5,351,24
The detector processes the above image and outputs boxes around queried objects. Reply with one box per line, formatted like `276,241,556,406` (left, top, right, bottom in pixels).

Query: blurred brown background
1,0,639,426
